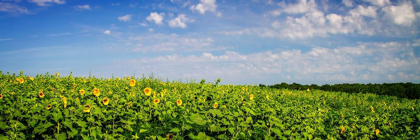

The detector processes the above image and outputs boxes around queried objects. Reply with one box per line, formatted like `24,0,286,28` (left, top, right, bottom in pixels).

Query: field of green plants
0,72,419,139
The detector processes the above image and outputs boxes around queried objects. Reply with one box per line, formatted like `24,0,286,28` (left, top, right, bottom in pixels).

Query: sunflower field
0,72,420,139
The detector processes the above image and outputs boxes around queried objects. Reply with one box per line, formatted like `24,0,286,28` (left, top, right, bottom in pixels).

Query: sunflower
176,99,182,106
0,94,3,99
79,89,85,95
46,104,52,110
29,76,34,81
19,78,24,84
116,77,121,81
242,102,246,106
93,87,100,97
167,133,174,140
250,94,254,100
160,92,164,98
130,92,135,97
127,101,132,109
83,104,91,112
108,91,112,94
307,88,310,92
144,87,152,96
163,89,167,93
11,92,15,95
153,99,160,105
103,97,110,105
129,79,136,87
39,92,45,98
375,129,380,135
340,126,345,134
153,92,156,98
213,102,218,108
56,72,60,77
62,96,67,108
266,94,269,100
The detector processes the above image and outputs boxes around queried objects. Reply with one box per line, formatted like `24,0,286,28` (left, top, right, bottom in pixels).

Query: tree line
261,82,420,99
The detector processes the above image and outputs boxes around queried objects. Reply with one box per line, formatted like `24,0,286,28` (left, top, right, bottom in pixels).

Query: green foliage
0,72,419,139
268,82,420,99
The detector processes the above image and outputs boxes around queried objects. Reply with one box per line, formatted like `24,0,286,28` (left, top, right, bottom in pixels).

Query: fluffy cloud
342,0,353,7
227,0,418,39
168,14,193,28
28,0,65,6
110,41,420,84
118,14,132,22
103,30,111,35
0,2,29,13
126,33,225,52
146,12,165,25
74,5,91,11
190,0,217,14
382,2,416,26
363,0,391,7
269,0,317,16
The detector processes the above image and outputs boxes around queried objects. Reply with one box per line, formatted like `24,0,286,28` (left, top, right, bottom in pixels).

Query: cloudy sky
1,0,420,85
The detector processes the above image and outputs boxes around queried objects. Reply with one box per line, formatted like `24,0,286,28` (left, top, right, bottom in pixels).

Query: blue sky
1,0,420,85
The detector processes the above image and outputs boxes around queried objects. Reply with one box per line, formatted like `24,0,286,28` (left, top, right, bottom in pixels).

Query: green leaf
170,128,180,133
284,130,292,136
246,117,253,124
54,132,66,140
139,129,148,133
53,112,63,123
271,128,282,137
189,113,206,125
77,120,87,128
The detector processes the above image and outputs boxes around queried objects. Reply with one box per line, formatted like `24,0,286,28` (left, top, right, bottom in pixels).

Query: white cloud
342,0,353,7
148,28,154,32
146,12,165,25
0,2,29,13
110,41,420,84
118,14,132,22
382,2,416,26
139,22,148,27
47,32,71,37
103,30,111,35
269,0,317,16
190,0,217,14
363,0,391,7
349,5,377,18
0,38,13,41
168,14,193,28
216,12,222,17
28,0,65,6
127,34,224,52
74,5,91,11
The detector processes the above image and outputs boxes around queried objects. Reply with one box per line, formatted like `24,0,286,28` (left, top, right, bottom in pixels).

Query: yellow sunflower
340,126,345,134
144,87,152,96
176,99,182,106
56,72,60,77
167,133,174,140
375,129,380,135
127,101,132,109
93,87,100,97
153,98,160,105
19,78,24,84
0,94,3,99
83,104,91,112
250,94,254,100
39,92,45,98
62,96,67,108
130,92,135,97
213,102,218,108
46,104,52,110
129,79,136,87
307,88,310,92
103,97,110,105
266,94,269,101
28,76,34,81
79,89,85,95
